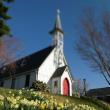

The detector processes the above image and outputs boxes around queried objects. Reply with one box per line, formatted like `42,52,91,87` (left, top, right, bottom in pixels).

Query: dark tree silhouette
0,0,14,37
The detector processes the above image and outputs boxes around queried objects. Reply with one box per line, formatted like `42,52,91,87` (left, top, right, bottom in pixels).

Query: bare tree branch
0,35,22,74
75,9,110,85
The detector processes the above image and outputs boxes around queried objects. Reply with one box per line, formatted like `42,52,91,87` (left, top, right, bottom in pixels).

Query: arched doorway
63,78,69,96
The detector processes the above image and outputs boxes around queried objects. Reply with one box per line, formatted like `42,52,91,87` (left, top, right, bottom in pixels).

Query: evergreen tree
0,0,14,37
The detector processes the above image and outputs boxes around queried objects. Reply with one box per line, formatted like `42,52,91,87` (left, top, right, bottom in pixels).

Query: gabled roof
87,87,110,97
0,46,55,79
51,65,66,78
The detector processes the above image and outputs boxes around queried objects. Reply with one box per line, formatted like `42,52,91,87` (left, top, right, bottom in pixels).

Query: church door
63,78,69,96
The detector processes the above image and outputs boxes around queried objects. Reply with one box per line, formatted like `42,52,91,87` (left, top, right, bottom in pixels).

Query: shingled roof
87,87,110,97
51,65,66,78
0,46,55,79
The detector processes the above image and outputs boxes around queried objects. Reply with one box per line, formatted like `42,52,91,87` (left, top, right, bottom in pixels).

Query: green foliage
31,80,50,92
0,0,14,37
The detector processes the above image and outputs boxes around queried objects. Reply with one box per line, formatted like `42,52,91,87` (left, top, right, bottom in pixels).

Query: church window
54,80,58,94
25,74,30,88
0,81,4,87
54,80,58,87
11,78,16,89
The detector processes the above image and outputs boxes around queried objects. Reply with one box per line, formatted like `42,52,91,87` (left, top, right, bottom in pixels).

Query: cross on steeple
57,9,60,14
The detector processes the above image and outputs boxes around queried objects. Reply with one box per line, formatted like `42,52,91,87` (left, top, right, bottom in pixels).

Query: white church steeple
50,9,64,51
50,9,64,67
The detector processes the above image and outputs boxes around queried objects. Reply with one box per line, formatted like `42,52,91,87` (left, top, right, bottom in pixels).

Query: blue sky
8,0,110,89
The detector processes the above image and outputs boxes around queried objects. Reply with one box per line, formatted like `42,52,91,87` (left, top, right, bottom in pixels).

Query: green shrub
31,80,49,92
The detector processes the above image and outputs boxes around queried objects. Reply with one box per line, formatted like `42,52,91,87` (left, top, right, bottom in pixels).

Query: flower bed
0,88,107,110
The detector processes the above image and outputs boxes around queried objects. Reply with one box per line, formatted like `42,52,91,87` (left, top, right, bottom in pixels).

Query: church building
0,10,73,96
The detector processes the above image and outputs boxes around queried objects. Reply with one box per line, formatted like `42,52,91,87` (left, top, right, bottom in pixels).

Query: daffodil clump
0,89,99,110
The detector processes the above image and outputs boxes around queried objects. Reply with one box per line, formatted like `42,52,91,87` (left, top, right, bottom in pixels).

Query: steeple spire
55,9,62,30
50,9,64,34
